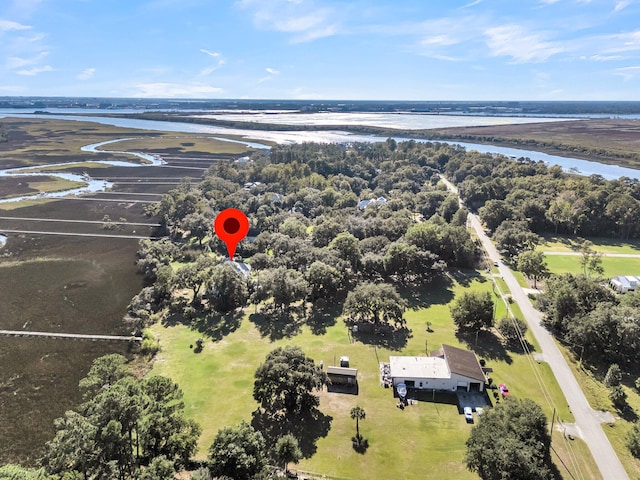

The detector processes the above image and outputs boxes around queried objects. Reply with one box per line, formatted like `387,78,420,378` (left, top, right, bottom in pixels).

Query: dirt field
428,119,640,168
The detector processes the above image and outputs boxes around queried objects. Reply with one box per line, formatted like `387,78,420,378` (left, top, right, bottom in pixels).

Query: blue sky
1,0,640,100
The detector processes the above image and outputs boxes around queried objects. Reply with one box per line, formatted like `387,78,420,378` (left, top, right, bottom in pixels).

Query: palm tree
350,405,366,441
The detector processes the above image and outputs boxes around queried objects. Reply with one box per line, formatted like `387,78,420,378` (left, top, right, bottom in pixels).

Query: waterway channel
0,113,638,206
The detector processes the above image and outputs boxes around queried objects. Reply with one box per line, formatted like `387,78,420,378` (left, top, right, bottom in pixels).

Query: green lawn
559,346,640,479
150,274,592,479
544,255,640,277
512,271,532,289
538,235,640,255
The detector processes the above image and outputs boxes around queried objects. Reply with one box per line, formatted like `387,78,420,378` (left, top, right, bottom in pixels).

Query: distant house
243,181,263,190
235,155,252,163
387,344,485,392
223,260,251,278
611,275,640,293
357,196,387,210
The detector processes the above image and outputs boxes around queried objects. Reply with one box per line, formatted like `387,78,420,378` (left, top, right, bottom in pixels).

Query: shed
327,366,358,386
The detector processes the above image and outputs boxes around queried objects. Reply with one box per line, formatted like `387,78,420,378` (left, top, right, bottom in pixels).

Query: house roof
432,344,485,383
389,356,450,380
327,366,358,377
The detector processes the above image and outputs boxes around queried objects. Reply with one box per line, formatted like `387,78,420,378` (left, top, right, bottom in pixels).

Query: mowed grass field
539,235,640,255
150,273,597,480
544,255,640,277
534,235,640,277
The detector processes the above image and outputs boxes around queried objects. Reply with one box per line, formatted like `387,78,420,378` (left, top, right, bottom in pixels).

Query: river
0,113,638,205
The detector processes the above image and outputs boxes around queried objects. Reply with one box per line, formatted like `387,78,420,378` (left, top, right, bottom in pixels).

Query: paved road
441,177,629,480
0,229,160,240
0,329,142,342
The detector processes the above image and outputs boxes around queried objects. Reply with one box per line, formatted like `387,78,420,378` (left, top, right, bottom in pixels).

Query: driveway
441,176,629,480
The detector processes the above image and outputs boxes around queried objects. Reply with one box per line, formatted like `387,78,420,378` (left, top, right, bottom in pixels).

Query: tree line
441,151,640,240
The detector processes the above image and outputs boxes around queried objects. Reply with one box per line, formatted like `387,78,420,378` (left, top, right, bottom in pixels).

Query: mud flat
0,230,143,464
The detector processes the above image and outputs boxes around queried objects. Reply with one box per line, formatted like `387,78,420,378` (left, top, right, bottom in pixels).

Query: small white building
389,344,485,392
610,275,640,293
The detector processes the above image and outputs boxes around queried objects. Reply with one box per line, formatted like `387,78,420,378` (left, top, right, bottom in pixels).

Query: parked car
493,260,499,267
475,407,484,416
499,383,510,396
464,406,473,422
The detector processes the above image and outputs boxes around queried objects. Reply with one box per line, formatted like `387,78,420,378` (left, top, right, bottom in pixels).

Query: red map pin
214,208,249,261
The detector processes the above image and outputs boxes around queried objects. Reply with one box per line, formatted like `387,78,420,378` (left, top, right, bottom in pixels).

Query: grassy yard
544,255,640,277
538,235,640,255
150,273,590,479
559,346,640,479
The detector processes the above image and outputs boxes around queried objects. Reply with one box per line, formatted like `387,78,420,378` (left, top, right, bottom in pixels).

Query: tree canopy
465,398,557,480
42,355,200,479
342,282,407,329
253,346,328,416
208,422,266,480
450,291,494,332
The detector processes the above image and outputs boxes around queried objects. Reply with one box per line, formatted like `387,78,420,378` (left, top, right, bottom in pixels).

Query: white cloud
6,51,48,69
77,68,96,80
198,61,225,77
418,53,464,61
133,82,223,97
484,25,564,62
613,0,632,12
421,34,461,47
587,54,624,61
258,67,280,83
614,66,640,80
197,51,225,77
460,0,482,8
200,48,221,57
16,65,53,75
238,0,338,43
0,19,31,31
